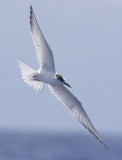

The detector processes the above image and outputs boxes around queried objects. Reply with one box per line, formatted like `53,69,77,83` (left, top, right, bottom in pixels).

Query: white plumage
30,6,55,73
18,6,108,148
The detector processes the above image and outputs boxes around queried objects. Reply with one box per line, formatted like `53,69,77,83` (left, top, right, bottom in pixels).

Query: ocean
0,131,121,160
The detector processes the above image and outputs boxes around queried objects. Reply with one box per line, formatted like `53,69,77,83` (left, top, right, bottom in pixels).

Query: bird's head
55,73,71,88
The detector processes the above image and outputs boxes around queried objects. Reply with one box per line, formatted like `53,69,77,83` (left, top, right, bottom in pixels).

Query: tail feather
18,58,44,92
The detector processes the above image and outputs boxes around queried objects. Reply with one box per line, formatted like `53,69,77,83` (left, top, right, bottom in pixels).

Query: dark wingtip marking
30,5,33,12
30,5,32,19
104,144,109,149
30,6,33,30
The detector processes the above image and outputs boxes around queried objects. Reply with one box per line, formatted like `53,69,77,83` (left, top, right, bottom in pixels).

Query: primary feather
48,84,108,148
30,6,55,73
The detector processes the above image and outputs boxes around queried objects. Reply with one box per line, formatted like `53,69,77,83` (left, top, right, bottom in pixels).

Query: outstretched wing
48,84,108,148
30,6,55,73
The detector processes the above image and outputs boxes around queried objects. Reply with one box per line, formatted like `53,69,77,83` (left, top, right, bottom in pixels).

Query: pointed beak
64,82,72,88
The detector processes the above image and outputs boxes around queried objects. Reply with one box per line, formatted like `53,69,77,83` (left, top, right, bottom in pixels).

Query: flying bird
18,6,108,148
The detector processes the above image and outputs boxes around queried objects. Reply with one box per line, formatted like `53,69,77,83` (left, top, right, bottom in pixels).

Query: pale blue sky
0,0,122,135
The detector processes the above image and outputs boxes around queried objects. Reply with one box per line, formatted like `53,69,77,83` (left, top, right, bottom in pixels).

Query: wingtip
30,5,33,16
30,5,32,11
99,137,109,149
17,57,25,66
17,56,21,63
30,6,33,28
100,139,109,149
104,143,109,149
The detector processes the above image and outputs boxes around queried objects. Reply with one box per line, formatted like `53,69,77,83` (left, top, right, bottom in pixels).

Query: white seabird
18,6,108,148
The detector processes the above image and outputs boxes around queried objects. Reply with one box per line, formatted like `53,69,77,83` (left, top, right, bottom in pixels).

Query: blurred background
0,0,122,159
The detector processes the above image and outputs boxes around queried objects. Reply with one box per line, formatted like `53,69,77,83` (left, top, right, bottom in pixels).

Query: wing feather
48,84,108,148
30,6,55,72
18,58,44,92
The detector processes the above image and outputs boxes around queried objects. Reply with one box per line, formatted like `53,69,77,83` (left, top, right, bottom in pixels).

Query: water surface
0,131,121,160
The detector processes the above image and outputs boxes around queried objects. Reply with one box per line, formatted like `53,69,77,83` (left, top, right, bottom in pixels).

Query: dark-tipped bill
64,82,71,88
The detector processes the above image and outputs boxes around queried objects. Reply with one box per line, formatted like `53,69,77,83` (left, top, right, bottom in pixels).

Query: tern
18,6,108,148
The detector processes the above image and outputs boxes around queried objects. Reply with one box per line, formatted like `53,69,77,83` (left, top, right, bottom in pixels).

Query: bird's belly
37,72,56,85
38,74,52,83
38,73,61,86
50,77,63,86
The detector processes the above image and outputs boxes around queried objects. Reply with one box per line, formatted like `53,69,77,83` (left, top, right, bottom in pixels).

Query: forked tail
18,58,44,92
